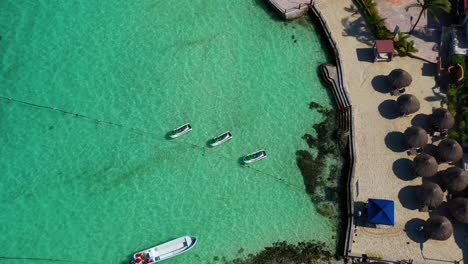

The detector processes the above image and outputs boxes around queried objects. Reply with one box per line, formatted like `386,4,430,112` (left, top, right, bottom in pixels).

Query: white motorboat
168,124,192,139
209,131,232,147
130,236,197,264
242,150,267,164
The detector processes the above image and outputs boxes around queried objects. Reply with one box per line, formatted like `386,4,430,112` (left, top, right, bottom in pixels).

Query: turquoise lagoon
0,1,338,263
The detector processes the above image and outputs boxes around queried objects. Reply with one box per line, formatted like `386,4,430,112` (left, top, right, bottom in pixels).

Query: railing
310,4,357,259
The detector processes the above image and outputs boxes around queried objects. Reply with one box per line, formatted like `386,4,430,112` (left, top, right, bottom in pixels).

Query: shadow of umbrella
423,144,439,159
379,100,400,119
385,131,407,152
393,158,416,181
405,218,428,243
398,185,420,210
452,219,468,259
372,75,390,93
411,113,431,131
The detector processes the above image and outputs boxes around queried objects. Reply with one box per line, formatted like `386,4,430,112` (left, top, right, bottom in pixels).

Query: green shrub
446,56,468,142
450,54,465,66
354,0,417,56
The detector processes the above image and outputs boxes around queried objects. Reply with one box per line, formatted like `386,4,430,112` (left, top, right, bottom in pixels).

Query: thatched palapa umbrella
404,126,428,149
388,69,412,90
413,153,438,178
397,94,420,116
442,167,468,192
431,108,455,131
448,197,468,223
424,215,453,240
437,139,463,163
418,182,444,210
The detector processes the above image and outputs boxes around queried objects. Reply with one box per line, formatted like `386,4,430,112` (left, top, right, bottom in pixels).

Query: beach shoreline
312,0,465,262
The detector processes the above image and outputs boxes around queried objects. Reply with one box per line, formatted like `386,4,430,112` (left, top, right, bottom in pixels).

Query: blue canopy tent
367,198,395,225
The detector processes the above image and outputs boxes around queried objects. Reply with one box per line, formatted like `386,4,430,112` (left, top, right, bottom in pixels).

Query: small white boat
242,150,267,164
131,236,197,264
209,131,232,147
168,124,192,139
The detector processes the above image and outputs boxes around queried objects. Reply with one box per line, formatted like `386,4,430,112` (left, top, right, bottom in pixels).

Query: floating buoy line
0,96,307,192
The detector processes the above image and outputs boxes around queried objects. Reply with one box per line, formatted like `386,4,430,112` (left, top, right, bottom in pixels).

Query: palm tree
394,32,418,56
406,0,451,34
362,0,377,14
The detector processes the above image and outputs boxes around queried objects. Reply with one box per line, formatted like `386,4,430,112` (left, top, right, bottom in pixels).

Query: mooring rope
0,96,307,193
0,96,152,135
0,256,99,264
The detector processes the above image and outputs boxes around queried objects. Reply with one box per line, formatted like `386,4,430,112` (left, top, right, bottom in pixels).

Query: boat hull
242,150,267,164
209,131,232,147
131,236,197,264
168,124,192,139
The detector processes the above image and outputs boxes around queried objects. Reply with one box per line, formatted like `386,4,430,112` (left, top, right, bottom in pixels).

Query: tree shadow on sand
398,185,420,210
385,131,407,152
341,16,374,46
372,75,390,94
393,158,416,181
405,218,428,243
379,100,400,119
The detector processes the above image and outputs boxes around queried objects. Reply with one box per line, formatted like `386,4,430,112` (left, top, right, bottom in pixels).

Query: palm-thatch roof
397,94,420,116
418,182,444,210
437,139,463,162
431,108,455,131
442,167,468,192
413,153,438,178
424,215,453,240
448,197,468,223
388,69,412,89
404,126,428,149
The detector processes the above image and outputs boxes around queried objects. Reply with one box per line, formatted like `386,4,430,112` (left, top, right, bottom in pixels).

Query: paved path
375,0,441,63
267,0,312,19
314,0,466,262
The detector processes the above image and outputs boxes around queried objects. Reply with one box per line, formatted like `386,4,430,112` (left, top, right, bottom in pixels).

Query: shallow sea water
0,1,337,263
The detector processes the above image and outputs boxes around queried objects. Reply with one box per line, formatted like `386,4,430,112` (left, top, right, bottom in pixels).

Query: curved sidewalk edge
310,4,357,259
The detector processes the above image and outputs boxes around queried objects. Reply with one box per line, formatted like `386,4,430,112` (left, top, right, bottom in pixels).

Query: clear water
0,1,337,263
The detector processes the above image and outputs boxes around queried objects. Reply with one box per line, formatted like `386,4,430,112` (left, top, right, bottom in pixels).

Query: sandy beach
314,0,466,262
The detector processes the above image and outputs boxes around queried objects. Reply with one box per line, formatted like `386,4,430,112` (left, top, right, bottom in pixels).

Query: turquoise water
0,1,337,263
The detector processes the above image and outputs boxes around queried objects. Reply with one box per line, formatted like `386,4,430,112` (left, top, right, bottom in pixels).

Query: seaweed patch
223,240,333,264
297,101,342,200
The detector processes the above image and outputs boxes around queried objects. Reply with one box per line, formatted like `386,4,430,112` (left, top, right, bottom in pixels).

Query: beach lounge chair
464,154,468,172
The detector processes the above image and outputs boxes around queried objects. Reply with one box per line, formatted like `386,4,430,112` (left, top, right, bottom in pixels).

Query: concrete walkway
314,0,466,262
267,0,312,19
375,0,442,63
